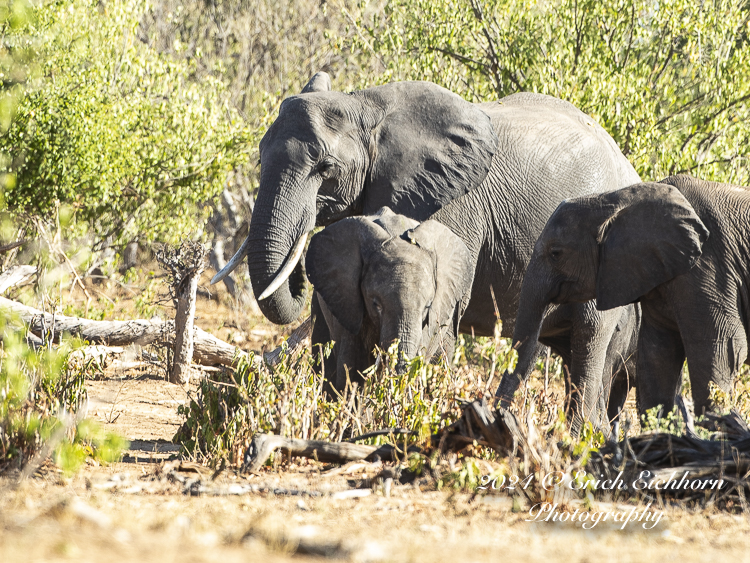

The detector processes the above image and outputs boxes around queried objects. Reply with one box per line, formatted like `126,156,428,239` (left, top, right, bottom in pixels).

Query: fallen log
243,433,418,473
0,296,313,370
0,265,36,294
0,295,242,367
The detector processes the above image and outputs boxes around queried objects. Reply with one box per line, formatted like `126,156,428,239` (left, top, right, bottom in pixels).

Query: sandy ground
3,273,750,562
2,368,750,563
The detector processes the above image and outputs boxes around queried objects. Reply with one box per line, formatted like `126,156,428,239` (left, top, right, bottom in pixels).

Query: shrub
0,315,128,475
1,0,245,246
174,341,509,467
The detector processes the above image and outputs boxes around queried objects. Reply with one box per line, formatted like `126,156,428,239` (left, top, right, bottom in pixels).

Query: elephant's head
305,208,474,371
497,181,710,403
212,72,497,325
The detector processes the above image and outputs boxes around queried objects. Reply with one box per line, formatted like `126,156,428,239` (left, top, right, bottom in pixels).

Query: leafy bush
174,341,508,467
0,316,128,475
1,0,246,246
348,0,750,185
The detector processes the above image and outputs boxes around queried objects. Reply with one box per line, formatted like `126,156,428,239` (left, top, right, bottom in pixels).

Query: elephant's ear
371,206,420,238
301,72,331,93
306,217,389,334
407,220,474,332
366,82,498,220
596,184,709,310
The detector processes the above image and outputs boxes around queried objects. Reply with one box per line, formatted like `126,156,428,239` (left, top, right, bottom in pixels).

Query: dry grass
4,263,750,562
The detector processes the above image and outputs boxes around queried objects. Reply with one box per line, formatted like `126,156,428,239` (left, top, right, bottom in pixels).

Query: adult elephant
212,73,641,421
502,175,749,418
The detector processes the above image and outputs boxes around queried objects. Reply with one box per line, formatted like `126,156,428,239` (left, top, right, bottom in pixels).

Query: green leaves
1,0,245,245
350,0,750,185
0,313,128,474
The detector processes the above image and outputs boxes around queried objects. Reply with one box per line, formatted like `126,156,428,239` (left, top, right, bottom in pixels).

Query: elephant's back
442,94,640,335
486,91,581,113
658,175,750,256
477,94,641,192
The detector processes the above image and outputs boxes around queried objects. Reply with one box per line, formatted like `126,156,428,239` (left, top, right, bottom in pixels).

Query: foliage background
5,0,749,249
2,0,242,247
345,0,750,185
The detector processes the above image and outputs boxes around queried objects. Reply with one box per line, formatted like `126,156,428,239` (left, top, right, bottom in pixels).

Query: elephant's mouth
550,279,588,304
547,280,564,304
315,185,364,226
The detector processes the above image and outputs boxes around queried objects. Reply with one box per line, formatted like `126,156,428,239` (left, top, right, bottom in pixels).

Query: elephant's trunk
244,167,317,325
495,260,551,404
383,316,422,375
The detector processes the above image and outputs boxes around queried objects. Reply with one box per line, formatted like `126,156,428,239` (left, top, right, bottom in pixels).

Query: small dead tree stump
157,242,209,385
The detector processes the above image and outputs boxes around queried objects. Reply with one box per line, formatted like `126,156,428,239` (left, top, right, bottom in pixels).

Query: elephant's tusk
210,236,252,285
257,232,309,301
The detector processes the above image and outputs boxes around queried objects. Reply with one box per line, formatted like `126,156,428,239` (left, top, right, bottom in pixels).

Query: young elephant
518,301,641,433
306,208,474,391
502,174,750,417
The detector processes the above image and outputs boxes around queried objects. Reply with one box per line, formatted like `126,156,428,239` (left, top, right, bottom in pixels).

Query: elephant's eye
318,159,339,180
549,249,562,261
372,300,382,315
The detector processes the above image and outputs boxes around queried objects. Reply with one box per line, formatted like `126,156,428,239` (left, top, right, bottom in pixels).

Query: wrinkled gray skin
504,175,750,418
306,208,474,391
216,73,642,419
502,300,642,433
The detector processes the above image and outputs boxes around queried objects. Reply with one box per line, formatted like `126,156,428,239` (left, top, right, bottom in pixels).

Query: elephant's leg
311,292,339,395
680,331,748,416
669,289,748,415
567,302,621,436
602,306,639,427
635,319,685,416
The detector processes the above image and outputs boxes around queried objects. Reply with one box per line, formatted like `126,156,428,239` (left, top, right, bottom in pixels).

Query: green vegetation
175,342,490,466
348,0,750,184
1,0,244,246
0,315,128,475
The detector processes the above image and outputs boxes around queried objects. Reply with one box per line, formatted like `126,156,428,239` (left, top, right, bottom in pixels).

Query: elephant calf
504,174,750,417
306,207,474,391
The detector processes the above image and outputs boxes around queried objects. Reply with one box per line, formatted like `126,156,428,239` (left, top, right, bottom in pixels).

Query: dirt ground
3,271,750,562
3,390,750,563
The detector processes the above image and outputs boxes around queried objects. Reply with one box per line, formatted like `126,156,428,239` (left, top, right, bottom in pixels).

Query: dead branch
0,295,243,367
242,433,418,473
156,242,208,385
262,316,312,365
33,217,93,304
0,265,36,294
0,240,26,253
241,400,520,473
0,296,313,371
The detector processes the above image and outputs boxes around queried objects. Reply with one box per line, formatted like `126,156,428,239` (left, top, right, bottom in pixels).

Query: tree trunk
121,241,138,271
170,261,202,385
